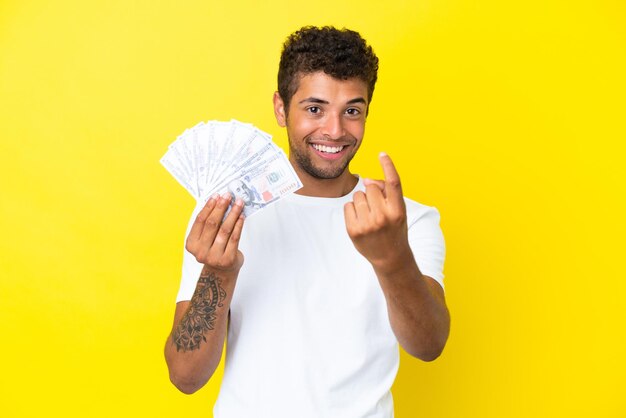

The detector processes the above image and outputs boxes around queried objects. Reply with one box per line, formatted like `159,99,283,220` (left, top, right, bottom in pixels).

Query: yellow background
1,0,624,416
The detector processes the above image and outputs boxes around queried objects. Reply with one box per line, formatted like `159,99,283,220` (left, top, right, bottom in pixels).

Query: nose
320,113,345,140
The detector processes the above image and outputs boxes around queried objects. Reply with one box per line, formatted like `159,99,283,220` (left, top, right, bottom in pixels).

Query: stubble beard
289,137,356,180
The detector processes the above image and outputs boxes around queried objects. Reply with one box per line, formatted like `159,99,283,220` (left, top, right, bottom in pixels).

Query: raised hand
344,153,411,270
186,193,246,273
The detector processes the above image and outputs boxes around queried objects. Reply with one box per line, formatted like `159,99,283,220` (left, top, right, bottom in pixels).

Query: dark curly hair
278,26,379,114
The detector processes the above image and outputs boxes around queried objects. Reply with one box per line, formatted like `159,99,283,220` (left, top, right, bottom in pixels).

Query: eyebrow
298,97,367,106
346,97,367,105
299,97,329,105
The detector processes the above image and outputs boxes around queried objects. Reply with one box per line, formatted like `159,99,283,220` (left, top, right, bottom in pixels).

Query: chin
301,160,351,180
289,141,359,180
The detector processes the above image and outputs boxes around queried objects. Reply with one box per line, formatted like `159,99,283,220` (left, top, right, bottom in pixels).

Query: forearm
343,154,449,360
373,250,450,361
165,265,237,394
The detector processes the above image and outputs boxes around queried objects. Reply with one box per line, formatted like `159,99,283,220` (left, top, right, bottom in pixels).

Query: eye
307,106,321,114
345,108,361,116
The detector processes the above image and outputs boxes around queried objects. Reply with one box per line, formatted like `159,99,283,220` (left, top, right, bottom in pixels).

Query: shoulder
403,196,446,284
403,196,442,229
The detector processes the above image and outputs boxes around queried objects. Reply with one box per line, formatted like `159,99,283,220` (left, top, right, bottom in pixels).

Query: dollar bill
208,150,303,218
160,119,302,217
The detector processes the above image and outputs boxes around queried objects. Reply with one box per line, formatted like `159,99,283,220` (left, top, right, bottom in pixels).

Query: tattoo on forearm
172,267,227,352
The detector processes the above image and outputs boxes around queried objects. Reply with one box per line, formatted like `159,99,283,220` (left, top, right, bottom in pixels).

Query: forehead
292,71,368,103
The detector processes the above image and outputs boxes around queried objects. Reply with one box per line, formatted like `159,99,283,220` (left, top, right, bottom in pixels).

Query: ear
273,91,287,127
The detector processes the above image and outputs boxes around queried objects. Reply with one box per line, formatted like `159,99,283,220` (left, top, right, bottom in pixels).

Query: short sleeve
406,203,446,290
175,202,205,302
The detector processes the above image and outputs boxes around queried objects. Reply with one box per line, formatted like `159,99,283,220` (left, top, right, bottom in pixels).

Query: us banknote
160,119,302,217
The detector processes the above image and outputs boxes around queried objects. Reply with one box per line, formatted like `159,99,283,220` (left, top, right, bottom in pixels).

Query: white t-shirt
176,177,445,418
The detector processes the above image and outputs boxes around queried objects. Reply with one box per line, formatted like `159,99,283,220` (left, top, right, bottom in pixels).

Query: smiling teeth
312,144,345,154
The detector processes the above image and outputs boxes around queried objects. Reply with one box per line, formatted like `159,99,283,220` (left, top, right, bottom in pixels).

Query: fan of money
160,120,303,217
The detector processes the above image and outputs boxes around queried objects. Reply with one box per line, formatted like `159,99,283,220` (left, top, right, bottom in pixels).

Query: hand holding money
344,153,412,272
185,193,245,274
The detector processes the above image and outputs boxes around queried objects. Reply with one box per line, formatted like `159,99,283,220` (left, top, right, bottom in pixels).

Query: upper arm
407,204,446,288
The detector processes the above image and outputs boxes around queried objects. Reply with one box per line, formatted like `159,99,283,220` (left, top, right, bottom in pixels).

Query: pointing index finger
379,152,403,206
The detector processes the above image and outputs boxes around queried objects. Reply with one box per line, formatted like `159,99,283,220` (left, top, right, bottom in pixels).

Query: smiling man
274,72,365,193
165,26,450,418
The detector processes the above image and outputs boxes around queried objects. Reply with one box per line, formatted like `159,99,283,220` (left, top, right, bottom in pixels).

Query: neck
292,166,359,198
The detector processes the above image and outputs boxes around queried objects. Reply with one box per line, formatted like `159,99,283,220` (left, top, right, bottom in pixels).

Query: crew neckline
285,176,364,206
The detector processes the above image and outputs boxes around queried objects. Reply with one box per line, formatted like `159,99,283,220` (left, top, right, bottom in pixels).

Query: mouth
309,142,350,161
311,143,346,154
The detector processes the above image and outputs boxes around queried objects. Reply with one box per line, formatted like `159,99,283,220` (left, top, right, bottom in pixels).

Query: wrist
201,264,241,284
369,244,417,276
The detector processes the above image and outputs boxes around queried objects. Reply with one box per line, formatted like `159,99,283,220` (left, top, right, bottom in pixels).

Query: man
165,26,450,417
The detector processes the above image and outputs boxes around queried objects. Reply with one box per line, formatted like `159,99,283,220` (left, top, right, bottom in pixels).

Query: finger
352,190,371,219
379,152,404,210
187,194,219,243
364,183,385,214
199,192,232,247
212,198,245,253
224,215,245,256
343,201,358,230
362,178,385,194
